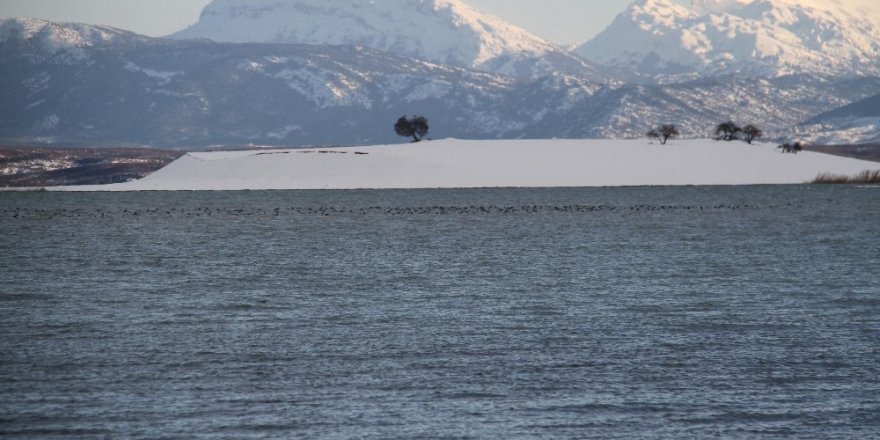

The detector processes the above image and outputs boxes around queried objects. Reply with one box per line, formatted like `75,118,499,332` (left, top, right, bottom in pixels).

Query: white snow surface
56,139,879,191
576,0,880,79
169,0,581,78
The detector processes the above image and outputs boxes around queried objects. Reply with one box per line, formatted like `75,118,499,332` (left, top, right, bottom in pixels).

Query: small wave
218,423,303,433
828,297,880,307
679,410,804,424
1,428,114,437
0,292,54,301
443,392,506,400
213,302,290,312
531,402,673,414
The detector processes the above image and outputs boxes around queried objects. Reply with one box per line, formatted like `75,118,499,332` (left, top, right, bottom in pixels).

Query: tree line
714,121,763,144
646,121,802,153
645,121,764,145
394,115,800,153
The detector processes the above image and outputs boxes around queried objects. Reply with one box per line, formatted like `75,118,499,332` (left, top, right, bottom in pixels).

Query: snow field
56,138,879,191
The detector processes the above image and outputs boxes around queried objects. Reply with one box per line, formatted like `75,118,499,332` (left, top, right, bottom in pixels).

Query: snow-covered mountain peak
169,0,601,80
694,0,877,16
690,0,751,14
0,17,140,51
576,0,880,81
628,0,696,25
633,0,693,15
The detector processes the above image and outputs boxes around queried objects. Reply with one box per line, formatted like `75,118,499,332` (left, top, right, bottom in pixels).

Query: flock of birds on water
3,203,805,220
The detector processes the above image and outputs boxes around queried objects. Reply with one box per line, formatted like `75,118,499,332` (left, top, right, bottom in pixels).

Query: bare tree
394,115,429,142
658,124,680,145
715,121,741,141
742,124,763,144
647,124,679,144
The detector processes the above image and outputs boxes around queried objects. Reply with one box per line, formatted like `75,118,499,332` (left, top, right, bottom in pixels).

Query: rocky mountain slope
2,12,880,147
170,0,604,81
0,18,532,147
576,0,880,82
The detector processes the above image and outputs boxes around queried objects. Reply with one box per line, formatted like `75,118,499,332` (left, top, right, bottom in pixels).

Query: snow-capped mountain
0,17,152,56
0,17,528,147
576,0,880,81
169,0,604,80
3,18,880,147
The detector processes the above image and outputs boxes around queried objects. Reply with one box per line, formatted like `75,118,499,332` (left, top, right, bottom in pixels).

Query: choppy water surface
1,186,879,439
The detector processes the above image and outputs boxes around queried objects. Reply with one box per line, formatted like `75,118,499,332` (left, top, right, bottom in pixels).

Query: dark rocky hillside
0,146,183,187
807,95,880,123
804,143,880,163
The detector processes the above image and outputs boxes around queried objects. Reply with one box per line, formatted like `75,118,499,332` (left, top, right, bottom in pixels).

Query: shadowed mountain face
798,94,880,145
806,94,880,124
2,17,880,148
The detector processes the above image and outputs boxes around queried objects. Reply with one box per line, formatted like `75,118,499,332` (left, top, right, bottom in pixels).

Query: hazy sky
0,0,679,45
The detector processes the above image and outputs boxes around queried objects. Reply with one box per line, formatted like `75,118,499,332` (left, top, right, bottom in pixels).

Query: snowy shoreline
42,139,880,191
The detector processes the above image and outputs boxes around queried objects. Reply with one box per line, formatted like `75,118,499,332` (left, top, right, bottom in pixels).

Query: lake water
1,186,879,439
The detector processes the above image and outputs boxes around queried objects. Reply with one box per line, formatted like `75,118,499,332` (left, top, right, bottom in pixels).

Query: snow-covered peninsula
55,139,878,191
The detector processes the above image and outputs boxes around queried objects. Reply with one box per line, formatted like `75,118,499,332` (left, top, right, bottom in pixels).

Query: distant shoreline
29,138,876,192
3,141,879,191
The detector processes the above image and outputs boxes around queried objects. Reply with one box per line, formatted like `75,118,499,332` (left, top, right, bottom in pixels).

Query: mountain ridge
169,0,605,81
576,0,880,81
3,12,880,147
0,18,880,147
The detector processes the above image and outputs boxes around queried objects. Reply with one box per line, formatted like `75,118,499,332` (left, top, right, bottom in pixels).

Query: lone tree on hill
659,124,680,144
647,124,680,145
394,115,429,142
742,124,763,144
715,121,742,141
